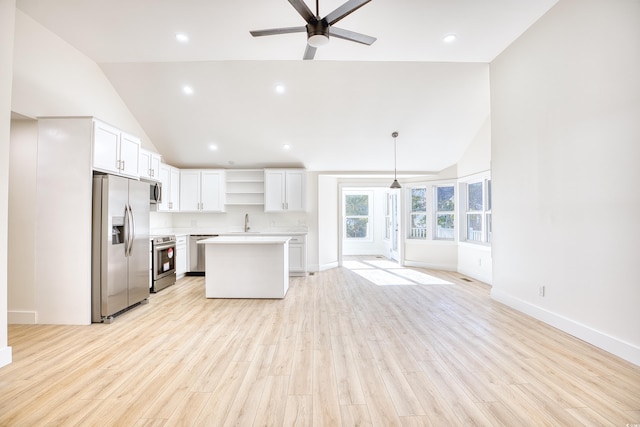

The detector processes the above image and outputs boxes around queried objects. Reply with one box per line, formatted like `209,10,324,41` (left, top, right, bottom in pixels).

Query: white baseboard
0,346,12,368
319,262,339,271
403,260,457,272
491,288,640,367
8,311,37,324
457,266,492,285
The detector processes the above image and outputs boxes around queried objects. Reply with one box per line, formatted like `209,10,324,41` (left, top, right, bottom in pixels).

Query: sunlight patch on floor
344,258,453,286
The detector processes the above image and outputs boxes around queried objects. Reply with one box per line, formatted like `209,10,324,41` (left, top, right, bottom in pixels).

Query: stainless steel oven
151,235,176,292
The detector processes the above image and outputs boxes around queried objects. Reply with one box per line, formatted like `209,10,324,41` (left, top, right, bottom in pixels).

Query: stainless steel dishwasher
188,235,218,275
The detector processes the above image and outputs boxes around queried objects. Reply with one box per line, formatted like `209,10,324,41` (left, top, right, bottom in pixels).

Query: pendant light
390,131,401,189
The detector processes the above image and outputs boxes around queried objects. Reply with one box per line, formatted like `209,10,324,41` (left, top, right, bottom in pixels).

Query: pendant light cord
394,136,397,180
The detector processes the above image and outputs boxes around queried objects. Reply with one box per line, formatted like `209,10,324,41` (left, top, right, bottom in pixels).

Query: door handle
128,204,135,255
124,205,130,256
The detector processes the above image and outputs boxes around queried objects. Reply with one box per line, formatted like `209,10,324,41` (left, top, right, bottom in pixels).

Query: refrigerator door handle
128,203,136,254
124,204,131,257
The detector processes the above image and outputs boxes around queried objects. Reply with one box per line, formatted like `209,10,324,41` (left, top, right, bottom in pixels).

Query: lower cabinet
288,235,307,276
176,235,187,278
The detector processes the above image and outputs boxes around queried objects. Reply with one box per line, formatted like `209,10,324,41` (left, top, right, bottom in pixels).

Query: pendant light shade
390,131,401,189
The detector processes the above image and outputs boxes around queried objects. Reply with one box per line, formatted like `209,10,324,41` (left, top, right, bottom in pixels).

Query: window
435,185,455,240
409,187,427,239
464,178,491,244
344,193,371,239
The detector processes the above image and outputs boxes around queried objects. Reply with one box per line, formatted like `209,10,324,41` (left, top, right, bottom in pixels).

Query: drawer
289,236,305,244
176,235,187,245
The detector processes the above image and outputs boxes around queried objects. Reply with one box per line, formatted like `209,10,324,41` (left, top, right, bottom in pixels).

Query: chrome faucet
244,213,250,232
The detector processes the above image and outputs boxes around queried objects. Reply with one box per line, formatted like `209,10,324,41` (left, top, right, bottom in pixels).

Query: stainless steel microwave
144,180,162,204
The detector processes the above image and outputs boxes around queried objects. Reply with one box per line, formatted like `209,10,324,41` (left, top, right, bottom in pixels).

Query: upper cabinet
158,163,180,212
92,120,140,179
180,169,225,212
264,169,306,212
139,149,161,181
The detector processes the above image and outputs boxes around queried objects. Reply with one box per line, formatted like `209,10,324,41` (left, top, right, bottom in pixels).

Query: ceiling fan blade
250,26,307,37
303,44,317,60
330,27,376,45
324,0,372,25
288,0,318,24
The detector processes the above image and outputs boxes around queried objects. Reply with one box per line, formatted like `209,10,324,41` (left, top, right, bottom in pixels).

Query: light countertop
197,236,291,245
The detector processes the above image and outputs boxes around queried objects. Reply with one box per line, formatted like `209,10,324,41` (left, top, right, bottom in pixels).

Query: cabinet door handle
121,160,125,170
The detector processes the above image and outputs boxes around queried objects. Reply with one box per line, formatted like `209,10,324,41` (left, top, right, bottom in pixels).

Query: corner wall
490,0,640,364
0,0,16,368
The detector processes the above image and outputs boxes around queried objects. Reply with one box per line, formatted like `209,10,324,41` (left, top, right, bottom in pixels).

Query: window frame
408,186,428,239
461,175,492,245
343,190,373,241
434,184,455,240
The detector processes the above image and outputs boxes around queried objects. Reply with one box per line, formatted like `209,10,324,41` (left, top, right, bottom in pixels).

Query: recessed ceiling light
175,33,189,43
282,143,292,151
442,33,457,43
183,85,194,95
274,83,286,94
209,144,218,151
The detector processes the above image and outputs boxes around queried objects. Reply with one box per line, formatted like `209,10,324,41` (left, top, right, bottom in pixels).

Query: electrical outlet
539,286,545,297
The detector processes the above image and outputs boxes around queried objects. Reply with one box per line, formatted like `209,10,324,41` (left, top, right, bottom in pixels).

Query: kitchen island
197,235,290,298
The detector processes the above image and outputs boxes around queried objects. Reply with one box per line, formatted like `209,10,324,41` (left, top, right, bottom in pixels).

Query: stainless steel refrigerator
92,174,150,323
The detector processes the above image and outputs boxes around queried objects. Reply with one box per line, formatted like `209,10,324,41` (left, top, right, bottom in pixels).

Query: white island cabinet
198,236,290,299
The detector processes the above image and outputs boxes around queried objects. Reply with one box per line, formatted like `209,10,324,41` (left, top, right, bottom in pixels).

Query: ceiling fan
250,0,376,60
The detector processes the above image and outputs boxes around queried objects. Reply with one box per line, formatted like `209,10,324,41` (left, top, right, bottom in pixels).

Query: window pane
345,195,369,216
467,214,482,241
486,213,492,243
437,186,455,211
487,180,492,211
346,218,368,238
411,188,426,212
410,214,426,238
468,182,483,211
436,214,455,239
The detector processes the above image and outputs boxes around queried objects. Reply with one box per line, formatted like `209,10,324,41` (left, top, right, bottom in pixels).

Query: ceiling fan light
308,34,329,48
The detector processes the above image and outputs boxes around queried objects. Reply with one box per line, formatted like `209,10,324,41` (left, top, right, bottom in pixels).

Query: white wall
11,10,157,152
0,0,16,368
490,0,640,365
318,175,339,270
8,118,37,323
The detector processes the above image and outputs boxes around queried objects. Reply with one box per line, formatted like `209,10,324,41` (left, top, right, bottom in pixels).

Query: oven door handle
154,243,176,251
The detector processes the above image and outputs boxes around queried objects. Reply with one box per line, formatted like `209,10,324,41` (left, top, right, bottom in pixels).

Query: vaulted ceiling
16,0,558,172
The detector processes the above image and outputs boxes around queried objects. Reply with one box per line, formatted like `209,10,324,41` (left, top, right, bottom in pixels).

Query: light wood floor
2,258,639,426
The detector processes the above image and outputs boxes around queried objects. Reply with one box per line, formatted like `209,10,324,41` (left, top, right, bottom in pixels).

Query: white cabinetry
92,120,140,178
175,235,187,278
225,169,264,206
288,235,307,276
158,163,180,211
139,149,161,181
180,169,225,212
264,169,306,212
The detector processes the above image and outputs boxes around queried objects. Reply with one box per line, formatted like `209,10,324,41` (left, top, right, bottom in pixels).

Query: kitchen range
150,235,176,292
